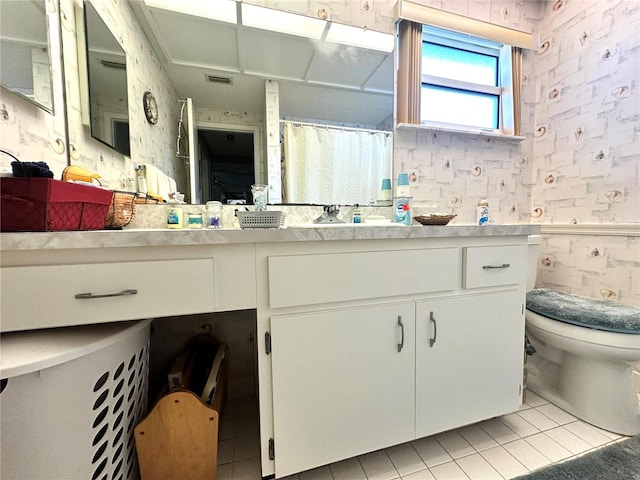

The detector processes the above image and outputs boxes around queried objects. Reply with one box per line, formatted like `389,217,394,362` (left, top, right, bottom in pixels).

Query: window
420,26,512,131
394,0,533,137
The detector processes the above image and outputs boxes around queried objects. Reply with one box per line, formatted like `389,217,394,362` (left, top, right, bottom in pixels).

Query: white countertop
0,224,540,251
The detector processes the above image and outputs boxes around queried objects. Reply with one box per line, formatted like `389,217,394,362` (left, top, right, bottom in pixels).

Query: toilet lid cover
526,288,640,334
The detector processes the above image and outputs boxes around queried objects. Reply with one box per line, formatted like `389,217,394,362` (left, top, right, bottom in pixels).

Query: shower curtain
283,122,393,205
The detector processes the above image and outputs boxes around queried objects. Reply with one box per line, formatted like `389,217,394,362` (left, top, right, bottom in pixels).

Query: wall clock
143,91,158,124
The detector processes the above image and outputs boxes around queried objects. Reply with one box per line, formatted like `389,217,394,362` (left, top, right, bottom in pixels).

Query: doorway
196,128,256,204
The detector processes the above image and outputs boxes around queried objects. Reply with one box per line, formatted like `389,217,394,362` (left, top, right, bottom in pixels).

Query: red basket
0,178,114,232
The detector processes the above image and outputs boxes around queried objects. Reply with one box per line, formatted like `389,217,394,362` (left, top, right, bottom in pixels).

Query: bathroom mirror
130,1,394,205
0,0,55,114
83,0,130,156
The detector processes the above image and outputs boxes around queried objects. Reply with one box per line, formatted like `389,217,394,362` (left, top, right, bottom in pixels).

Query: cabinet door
271,303,415,478
416,292,524,439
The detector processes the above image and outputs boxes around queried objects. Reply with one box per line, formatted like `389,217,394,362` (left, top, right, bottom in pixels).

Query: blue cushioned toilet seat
526,288,640,334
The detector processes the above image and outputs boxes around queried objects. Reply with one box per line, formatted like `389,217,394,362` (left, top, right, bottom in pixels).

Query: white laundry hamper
0,320,151,480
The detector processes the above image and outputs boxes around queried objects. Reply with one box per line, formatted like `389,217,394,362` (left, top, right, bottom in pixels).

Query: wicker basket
104,191,137,228
413,214,457,226
237,210,285,229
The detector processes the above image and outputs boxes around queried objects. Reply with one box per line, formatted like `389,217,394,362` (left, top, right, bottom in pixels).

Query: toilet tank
527,235,542,291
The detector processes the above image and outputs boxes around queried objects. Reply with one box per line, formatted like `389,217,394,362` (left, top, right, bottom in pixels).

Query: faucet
313,205,345,224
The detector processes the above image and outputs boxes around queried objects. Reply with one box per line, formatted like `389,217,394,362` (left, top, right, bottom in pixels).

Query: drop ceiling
129,2,394,126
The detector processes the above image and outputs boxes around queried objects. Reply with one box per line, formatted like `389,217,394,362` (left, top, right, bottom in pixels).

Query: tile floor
216,391,627,480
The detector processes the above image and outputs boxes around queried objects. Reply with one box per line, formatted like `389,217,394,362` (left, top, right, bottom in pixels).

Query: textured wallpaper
531,0,639,306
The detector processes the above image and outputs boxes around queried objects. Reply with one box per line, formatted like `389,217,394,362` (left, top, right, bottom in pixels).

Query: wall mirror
0,0,55,114
130,1,394,205
83,0,130,156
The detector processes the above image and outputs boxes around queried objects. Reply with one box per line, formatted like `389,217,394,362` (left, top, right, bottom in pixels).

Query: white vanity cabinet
0,242,257,332
258,237,528,479
0,225,539,480
415,292,524,439
270,303,416,478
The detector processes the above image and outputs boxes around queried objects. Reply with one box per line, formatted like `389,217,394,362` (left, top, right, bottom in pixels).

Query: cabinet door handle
482,263,510,269
429,311,437,347
397,315,404,353
75,289,138,300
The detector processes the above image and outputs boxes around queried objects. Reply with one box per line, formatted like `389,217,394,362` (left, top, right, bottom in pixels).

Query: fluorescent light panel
241,3,326,39
143,0,237,24
325,23,395,52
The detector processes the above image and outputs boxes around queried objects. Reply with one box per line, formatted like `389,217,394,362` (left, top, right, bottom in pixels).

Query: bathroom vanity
0,224,539,478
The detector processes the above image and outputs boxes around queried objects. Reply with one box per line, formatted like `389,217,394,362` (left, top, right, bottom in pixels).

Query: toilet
525,235,640,436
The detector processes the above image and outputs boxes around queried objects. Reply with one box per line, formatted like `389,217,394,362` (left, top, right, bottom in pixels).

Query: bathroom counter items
0,224,539,251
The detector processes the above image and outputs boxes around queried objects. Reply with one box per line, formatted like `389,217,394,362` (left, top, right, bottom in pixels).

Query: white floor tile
563,421,611,447
499,413,540,438
516,408,559,431
596,426,623,441
543,426,592,455
523,390,548,408
218,438,234,465
234,412,259,436
298,465,333,480
386,443,427,476
458,424,499,452
534,403,577,425
455,453,502,480
523,432,573,462
429,460,470,480
400,468,435,480
434,430,475,459
480,446,528,479
412,437,452,468
232,433,260,461
217,462,233,480
502,439,552,471
231,456,262,480
479,418,520,444
329,457,367,480
219,417,235,440
359,450,399,480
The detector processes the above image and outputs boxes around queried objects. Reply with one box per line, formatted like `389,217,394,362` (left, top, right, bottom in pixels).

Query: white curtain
283,122,393,205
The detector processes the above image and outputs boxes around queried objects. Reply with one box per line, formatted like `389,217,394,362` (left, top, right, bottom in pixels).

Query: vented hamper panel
0,321,150,480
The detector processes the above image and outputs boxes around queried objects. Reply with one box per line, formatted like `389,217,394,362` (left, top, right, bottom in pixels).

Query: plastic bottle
352,208,362,223
476,199,489,225
206,201,222,228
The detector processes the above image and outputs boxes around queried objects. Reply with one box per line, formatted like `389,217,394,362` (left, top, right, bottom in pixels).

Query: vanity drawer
268,248,459,309
0,259,215,332
463,245,525,289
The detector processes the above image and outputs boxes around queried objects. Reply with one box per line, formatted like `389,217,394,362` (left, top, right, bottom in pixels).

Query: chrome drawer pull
429,311,437,347
482,263,510,270
75,289,138,300
397,315,404,353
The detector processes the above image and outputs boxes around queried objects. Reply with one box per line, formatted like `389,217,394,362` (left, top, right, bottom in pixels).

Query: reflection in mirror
0,0,54,113
84,0,130,156
131,2,393,205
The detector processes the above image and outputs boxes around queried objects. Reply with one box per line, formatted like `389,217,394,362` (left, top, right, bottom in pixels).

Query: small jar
206,201,222,229
251,184,268,211
187,212,204,229
166,205,183,229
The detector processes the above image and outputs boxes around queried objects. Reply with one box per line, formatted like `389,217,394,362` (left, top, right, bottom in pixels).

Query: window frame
419,25,514,134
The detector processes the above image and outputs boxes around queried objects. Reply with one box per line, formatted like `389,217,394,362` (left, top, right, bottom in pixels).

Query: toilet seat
526,310,640,360
526,288,640,334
